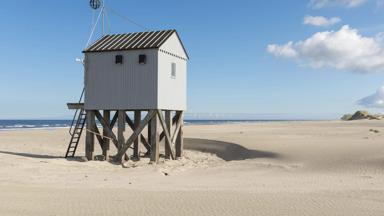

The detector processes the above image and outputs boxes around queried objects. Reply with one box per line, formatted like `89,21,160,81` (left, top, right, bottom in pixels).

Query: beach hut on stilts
65,0,189,164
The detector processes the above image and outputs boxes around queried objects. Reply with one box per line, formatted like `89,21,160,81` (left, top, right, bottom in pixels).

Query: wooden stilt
133,111,141,159
175,111,184,158
85,110,95,160
157,110,174,159
147,113,152,155
103,110,110,160
118,110,126,155
164,111,172,159
150,111,159,163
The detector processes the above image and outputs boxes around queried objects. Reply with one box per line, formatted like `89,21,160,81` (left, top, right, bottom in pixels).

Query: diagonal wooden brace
92,123,105,149
171,113,183,145
125,115,151,152
157,110,175,160
110,112,118,128
159,113,179,142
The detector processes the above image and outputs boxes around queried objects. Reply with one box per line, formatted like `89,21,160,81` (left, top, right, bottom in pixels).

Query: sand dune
0,120,383,215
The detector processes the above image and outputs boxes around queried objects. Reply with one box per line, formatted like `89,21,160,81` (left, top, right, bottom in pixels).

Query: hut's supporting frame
85,110,184,164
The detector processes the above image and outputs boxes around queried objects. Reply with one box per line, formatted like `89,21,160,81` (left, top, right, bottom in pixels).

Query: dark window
171,63,176,78
115,55,123,64
139,54,147,64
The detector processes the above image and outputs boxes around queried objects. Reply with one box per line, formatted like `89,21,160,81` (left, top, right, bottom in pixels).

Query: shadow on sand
0,150,88,162
0,150,62,159
184,138,280,161
0,139,280,162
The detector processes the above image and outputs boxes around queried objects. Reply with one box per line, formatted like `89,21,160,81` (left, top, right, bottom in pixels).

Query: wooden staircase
65,109,86,158
65,89,86,158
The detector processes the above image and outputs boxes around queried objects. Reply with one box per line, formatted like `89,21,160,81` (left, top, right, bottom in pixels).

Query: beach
0,120,383,215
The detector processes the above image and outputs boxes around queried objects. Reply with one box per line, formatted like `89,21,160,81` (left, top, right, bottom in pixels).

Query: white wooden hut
84,29,188,110
66,29,189,164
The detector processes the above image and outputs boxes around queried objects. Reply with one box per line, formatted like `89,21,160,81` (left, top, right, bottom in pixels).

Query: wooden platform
67,103,84,110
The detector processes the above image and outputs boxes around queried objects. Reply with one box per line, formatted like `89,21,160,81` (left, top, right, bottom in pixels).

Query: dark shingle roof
83,29,176,53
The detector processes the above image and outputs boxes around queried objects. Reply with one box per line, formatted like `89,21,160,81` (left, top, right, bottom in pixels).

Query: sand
0,120,384,215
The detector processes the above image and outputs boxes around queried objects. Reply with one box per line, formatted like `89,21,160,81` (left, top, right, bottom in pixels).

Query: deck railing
69,88,85,136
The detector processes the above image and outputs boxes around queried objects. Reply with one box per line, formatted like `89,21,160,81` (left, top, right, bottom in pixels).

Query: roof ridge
105,29,176,37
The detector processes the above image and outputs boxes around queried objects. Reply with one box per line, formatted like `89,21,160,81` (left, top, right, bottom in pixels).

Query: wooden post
118,110,126,155
149,111,159,163
85,110,95,160
147,112,152,155
175,111,184,158
102,110,110,160
164,110,172,159
133,111,141,159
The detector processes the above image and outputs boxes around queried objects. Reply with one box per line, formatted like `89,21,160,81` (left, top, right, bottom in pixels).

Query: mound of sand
341,110,383,121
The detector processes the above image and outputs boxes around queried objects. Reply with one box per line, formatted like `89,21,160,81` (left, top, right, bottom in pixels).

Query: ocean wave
0,119,297,131
0,120,72,131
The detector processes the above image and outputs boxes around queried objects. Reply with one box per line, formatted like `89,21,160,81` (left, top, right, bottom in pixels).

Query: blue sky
0,0,384,119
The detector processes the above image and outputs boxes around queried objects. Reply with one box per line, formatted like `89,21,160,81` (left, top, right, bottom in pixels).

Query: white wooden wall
157,51,187,111
84,49,158,110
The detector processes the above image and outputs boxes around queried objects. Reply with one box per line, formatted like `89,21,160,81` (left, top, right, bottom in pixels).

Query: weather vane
89,0,102,10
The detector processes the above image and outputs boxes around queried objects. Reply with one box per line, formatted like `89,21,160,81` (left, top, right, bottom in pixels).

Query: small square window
171,63,176,78
115,55,123,64
139,54,146,64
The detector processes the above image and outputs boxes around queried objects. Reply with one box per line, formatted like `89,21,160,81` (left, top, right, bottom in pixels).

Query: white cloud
310,0,368,8
303,15,341,27
267,25,384,73
358,86,384,108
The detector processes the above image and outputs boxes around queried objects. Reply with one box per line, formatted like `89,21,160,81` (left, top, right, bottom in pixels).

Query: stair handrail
69,88,85,136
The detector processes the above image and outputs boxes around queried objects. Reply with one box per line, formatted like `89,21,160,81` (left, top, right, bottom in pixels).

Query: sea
0,119,301,131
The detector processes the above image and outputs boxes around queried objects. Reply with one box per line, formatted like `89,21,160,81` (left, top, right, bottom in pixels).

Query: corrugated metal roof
84,29,176,53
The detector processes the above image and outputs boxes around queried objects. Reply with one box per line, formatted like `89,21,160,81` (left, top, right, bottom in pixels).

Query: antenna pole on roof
102,4,105,36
